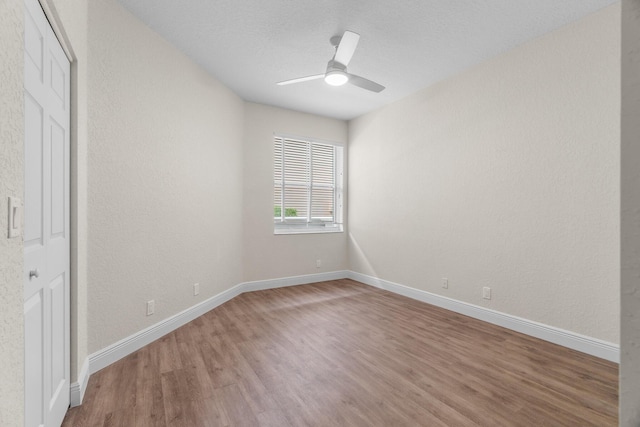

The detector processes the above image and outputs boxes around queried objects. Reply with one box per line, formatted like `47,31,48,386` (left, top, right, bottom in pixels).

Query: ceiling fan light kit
324,60,349,86
278,30,385,93
325,71,349,86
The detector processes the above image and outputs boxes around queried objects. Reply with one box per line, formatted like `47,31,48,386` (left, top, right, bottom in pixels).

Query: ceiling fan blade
277,74,324,86
334,31,360,66
347,74,385,93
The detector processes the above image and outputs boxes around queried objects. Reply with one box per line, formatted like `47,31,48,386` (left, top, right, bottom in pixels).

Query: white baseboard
84,270,350,397
75,269,617,407
69,357,89,407
88,282,245,375
243,270,349,292
348,271,619,363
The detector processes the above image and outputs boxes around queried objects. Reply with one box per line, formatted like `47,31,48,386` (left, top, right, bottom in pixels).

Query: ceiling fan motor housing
326,59,347,73
329,35,343,47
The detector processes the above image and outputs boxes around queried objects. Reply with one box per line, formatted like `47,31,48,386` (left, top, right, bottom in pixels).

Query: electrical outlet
316,259,321,268
482,287,491,300
193,283,200,296
146,300,155,316
442,278,448,289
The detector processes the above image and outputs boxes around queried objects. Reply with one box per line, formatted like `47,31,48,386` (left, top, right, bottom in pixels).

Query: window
274,135,344,234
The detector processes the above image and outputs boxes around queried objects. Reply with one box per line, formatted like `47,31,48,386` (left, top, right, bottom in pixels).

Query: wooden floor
62,279,618,426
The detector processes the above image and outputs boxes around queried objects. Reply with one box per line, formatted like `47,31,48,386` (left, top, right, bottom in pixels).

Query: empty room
1,0,640,426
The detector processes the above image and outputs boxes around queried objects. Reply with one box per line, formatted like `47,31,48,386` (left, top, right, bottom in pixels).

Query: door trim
69,357,88,407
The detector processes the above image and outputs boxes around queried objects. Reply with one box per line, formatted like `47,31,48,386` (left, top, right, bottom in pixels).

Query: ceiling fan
277,30,385,93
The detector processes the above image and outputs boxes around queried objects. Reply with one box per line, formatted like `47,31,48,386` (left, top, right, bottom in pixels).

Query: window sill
274,224,344,235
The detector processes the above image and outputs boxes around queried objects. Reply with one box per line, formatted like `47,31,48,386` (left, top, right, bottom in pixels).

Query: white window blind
274,136,343,234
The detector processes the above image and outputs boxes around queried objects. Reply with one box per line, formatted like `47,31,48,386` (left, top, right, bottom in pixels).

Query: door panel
50,122,65,237
24,8,44,87
50,274,65,388
24,291,45,427
24,0,71,425
49,57,66,108
23,94,44,247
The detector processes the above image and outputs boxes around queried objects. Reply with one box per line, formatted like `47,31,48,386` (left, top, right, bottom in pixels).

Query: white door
23,0,71,425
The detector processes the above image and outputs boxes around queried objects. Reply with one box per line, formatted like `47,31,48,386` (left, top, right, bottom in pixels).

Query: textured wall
0,1,25,425
621,0,640,423
348,4,620,343
243,103,348,281
86,0,244,352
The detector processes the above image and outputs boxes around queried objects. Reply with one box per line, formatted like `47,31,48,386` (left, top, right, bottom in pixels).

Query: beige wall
0,1,25,424
243,103,348,281
621,0,640,423
85,0,245,352
348,4,620,344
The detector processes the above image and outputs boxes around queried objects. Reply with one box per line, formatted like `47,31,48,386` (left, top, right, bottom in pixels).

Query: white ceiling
116,0,617,120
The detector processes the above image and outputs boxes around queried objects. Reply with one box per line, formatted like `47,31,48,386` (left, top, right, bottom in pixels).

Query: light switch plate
8,197,22,239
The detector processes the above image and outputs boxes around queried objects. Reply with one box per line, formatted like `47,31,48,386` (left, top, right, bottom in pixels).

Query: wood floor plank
133,345,167,427
218,383,260,427
255,409,292,427
102,406,136,427
63,279,618,426
191,394,231,427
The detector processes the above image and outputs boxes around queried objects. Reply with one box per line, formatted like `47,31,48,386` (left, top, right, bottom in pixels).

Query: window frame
273,134,344,235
